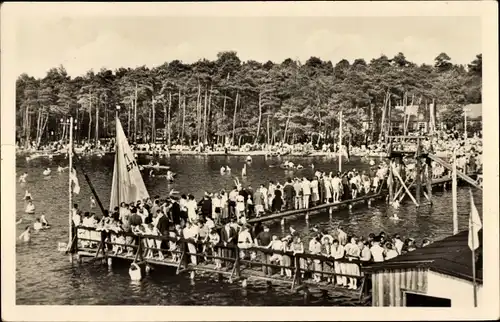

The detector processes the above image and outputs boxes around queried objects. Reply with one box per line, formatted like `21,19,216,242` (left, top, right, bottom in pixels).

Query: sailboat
109,116,150,210
65,115,150,256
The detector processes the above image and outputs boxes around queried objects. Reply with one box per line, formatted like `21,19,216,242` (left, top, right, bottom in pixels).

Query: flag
468,189,482,250
70,168,80,195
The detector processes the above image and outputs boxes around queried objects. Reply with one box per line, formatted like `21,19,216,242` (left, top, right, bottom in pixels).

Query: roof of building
464,103,482,119
364,230,483,283
394,105,419,117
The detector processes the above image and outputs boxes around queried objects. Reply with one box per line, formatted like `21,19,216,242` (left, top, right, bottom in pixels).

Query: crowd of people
71,156,436,288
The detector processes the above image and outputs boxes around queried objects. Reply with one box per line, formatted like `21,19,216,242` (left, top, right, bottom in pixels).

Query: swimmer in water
43,168,51,176
149,169,155,177
25,200,35,214
40,214,49,227
226,165,231,172
19,172,28,183
369,159,375,166
220,166,226,174
16,218,23,225
33,218,43,231
24,190,32,201
19,226,31,242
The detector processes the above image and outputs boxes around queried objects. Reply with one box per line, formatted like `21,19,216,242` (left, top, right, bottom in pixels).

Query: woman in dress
345,237,361,290
308,235,323,282
291,236,306,279
280,236,293,278
331,239,346,286
321,235,334,284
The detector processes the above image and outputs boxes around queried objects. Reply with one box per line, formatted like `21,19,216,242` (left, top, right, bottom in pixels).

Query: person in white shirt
228,187,239,218
370,238,385,262
212,194,222,224
301,177,311,209
220,190,229,222
186,194,198,224
393,234,404,255
72,204,81,227
237,225,253,258
310,177,319,206
308,235,322,282
385,242,399,260
182,221,199,265
260,185,269,211
268,181,276,208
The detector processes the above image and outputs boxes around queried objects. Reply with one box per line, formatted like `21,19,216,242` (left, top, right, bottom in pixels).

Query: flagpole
339,110,342,172
452,149,458,234
68,117,73,248
472,237,477,307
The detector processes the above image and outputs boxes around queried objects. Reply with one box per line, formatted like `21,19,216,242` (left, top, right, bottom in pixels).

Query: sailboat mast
116,106,120,208
68,116,73,246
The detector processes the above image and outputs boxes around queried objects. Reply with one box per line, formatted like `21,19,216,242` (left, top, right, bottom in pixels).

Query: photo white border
1,1,498,321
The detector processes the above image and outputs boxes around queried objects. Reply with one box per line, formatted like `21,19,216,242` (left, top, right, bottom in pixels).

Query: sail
109,117,149,210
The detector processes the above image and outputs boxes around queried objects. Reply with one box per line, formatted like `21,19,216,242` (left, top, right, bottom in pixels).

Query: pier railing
74,226,369,295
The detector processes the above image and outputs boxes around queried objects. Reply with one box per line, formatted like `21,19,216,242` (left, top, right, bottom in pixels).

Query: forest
15,51,482,147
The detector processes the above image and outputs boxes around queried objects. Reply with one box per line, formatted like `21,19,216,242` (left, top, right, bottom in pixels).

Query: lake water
15,154,481,305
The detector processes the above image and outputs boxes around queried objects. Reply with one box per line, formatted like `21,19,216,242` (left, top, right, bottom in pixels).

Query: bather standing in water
19,226,31,242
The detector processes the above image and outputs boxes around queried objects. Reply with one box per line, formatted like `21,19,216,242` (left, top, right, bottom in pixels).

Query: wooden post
388,161,394,203
415,139,421,205
338,110,343,172
452,151,458,234
426,160,433,205
393,167,419,207
68,117,73,252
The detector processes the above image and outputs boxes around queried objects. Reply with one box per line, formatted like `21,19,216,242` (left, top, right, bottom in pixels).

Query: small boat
140,164,170,170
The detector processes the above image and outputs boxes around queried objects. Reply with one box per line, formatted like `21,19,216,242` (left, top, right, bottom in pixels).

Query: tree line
16,51,482,147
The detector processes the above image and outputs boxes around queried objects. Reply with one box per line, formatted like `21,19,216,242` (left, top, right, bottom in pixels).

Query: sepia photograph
1,1,498,321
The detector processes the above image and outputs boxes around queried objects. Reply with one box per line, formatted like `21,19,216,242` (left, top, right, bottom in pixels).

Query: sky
15,15,482,78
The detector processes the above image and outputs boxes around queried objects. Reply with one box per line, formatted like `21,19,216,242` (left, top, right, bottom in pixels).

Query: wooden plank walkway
245,174,473,225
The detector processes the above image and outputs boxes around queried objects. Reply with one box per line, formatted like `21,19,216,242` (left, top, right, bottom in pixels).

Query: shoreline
15,148,450,158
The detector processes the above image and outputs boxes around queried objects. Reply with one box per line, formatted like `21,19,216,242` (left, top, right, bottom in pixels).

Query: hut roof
365,230,483,283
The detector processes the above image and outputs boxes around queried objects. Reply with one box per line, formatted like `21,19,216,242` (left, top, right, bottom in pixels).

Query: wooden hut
364,230,483,307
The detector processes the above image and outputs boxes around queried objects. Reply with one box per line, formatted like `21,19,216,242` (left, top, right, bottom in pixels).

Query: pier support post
426,160,433,205
242,278,248,288
367,199,372,208
415,138,422,205
388,162,394,203
305,212,309,221
281,218,285,227
190,271,195,280
348,203,353,210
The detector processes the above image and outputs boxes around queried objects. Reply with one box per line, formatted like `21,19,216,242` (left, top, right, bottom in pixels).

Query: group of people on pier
72,180,432,289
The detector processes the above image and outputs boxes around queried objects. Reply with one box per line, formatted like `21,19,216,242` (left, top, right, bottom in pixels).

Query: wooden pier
245,173,476,226
73,226,372,304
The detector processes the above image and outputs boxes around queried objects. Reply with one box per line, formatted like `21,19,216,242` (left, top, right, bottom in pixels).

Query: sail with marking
109,117,149,210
